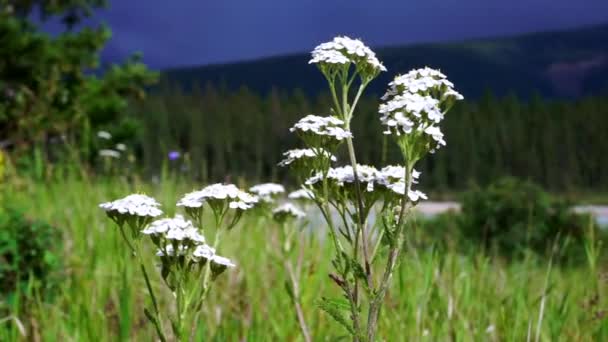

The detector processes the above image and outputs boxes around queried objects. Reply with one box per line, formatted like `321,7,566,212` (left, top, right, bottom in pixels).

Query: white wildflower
288,189,315,200
309,36,386,73
306,165,380,192
99,194,163,218
377,166,421,186
278,148,336,167
192,244,216,259
99,149,121,158
379,67,461,152
385,182,428,202
177,183,258,211
272,203,306,220
381,67,462,101
249,183,285,202
289,115,352,145
156,244,188,257
142,215,205,244
115,143,127,151
211,255,236,268
97,131,112,140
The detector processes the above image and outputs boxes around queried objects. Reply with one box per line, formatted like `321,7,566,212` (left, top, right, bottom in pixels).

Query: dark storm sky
41,0,608,69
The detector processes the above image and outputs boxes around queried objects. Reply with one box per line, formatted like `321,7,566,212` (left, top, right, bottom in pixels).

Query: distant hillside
162,24,608,99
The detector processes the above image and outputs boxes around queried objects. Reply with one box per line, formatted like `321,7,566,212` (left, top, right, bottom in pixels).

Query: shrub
0,205,62,298
455,177,596,259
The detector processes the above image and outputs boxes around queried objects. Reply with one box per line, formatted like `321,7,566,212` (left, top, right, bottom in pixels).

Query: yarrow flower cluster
249,183,286,203
99,149,121,158
99,194,163,228
289,115,352,148
278,148,337,167
141,215,205,245
177,183,258,211
381,67,463,102
272,202,306,222
305,164,426,202
143,216,236,289
309,36,386,76
379,67,463,153
288,188,315,201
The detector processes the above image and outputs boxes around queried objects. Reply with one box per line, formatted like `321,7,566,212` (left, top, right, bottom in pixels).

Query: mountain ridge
161,23,608,99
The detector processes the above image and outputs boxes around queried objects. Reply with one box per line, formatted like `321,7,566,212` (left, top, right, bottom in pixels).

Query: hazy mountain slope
162,24,608,99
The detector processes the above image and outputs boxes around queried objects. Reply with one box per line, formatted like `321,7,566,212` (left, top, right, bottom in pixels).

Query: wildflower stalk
117,222,168,342
366,160,414,341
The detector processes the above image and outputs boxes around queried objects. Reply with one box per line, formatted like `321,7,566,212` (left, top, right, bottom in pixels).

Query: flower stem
366,161,414,341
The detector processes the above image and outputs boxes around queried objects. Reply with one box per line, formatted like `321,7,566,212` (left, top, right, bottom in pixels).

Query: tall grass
2,177,606,340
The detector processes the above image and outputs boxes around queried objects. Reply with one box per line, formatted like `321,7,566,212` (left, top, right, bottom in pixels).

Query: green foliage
455,177,597,258
136,85,608,195
3,177,607,340
0,1,157,169
0,204,62,298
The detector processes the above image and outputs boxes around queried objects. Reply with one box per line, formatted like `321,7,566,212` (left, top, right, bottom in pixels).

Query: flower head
115,143,127,152
99,194,163,234
168,151,181,160
309,36,386,77
249,183,285,203
288,189,315,201
97,131,112,140
289,115,352,148
100,194,163,221
306,165,381,192
177,183,258,211
99,149,121,158
272,203,306,222
142,215,205,247
278,148,336,167
381,67,463,103
379,67,462,154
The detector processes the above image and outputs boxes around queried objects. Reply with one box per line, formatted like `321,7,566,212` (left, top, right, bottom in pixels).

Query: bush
0,205,62,298
452,177,596,259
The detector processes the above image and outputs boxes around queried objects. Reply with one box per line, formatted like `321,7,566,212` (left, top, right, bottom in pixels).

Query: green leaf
317,297,355,335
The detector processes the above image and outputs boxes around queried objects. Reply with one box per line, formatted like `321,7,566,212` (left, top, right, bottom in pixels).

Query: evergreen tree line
134,83,608,193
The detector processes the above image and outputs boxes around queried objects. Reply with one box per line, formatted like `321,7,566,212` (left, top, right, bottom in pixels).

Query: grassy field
2,177,607,341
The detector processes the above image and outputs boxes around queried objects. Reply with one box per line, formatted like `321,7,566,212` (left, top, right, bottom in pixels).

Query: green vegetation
424,177,600,260
0,177,606,340
135,87,608,196
0,204,62,297
0,0,157,171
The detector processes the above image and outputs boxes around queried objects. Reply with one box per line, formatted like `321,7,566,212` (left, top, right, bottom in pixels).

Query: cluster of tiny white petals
176,183,258,210
379,93,444,139
306,165,381,192
249,183,286,202
272,203,306,219
305,165,427,202
290,115,352,142
288,189,316,200
376,165,420,185
97,131,112,140
192,245,235,268
381,67,463,101
379,67,462,151
99,194,163,218
156,244,234,267
142,215,205,243
384,182,428,202
278,148,337,167
156,244,188,257
99,149,121,158
309,36,386,72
